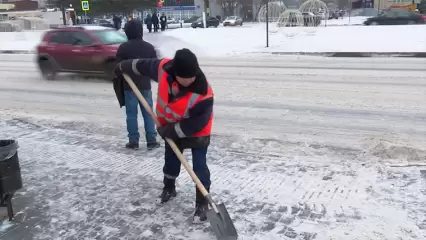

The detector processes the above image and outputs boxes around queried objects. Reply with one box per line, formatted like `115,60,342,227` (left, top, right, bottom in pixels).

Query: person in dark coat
114,48,214,222
113,19,160,150
112,15,121,30
152,13,159,32
145,14,153,33
160,12,167,31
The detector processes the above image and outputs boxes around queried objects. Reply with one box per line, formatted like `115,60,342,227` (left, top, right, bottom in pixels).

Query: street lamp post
266,0,269,47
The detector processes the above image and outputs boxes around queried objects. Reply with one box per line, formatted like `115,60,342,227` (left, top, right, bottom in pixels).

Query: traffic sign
157,1,163,7
81,0,89,11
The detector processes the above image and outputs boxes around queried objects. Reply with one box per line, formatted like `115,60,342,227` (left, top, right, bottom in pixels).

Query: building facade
0,0,38,11
143,0,206,21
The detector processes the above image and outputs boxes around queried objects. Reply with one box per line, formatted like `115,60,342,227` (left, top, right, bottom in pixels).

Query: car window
91,30,127,45
49,31,73,45
392,10,411,17
382,11,397,17
70,32,93,46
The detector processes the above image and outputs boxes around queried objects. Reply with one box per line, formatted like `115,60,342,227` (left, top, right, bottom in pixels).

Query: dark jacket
113,19,157,107
160,15,167,23
112,15,121,30
115,59,213,148
152,14,159,25
145,14,152,25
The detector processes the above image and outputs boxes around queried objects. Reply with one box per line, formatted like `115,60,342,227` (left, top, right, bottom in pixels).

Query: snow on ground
0,24,425,56
0,55,425,239
163,24,426,56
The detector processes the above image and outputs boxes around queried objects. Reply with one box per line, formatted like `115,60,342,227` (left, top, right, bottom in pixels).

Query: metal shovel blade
206,203,238,240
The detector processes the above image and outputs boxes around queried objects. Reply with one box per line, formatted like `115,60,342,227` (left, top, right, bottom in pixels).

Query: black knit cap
172,48,200,78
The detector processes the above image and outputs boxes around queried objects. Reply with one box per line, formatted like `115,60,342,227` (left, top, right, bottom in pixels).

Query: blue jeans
163,143,211,189
124,90,157,144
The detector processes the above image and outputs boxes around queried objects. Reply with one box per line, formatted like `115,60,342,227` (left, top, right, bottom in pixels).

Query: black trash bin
0,140,23,221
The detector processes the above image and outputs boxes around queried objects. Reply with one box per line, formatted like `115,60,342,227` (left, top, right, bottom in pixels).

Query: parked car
97,19,114,28
223,16,243,26
191,17,220,28
184,16,200,23
36,25,128,80
167,17,179,24
364,9,426,25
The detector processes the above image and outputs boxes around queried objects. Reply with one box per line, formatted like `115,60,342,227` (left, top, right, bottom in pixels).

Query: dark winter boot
125,141,139,149
147,142,160,150
160,177,177,203
193,188,210,223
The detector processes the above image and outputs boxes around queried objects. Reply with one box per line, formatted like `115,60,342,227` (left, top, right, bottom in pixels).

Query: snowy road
0,55,425,240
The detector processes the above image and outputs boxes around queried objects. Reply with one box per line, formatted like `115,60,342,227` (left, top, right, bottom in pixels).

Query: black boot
147,142,160,150
125,141,139,149
160,177,176,203
193,188,210,223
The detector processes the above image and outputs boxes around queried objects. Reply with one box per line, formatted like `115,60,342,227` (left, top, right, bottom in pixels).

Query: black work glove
157,124,176,139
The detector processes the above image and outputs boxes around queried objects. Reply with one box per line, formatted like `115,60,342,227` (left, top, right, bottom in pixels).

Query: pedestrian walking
113,19,160,150
114,48,214,222
152,13,159,32
145,14,153,33
160,12,167,31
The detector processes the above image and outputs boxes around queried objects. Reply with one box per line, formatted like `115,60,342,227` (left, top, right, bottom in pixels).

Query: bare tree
218,0,240,17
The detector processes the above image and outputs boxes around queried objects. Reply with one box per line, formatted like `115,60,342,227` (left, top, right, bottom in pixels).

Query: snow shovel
122,74,238,240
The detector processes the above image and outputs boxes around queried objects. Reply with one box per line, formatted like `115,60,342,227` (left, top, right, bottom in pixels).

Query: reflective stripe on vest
155,59,213,136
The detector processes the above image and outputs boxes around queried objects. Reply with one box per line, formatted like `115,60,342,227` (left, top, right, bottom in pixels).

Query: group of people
113,19,214,222
145,12,168,33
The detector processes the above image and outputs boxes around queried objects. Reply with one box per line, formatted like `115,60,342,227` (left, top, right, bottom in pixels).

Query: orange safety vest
155,58,213,137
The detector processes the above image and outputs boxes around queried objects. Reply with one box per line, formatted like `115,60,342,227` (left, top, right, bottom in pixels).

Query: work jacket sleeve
115,58,162,82
162,97,214,139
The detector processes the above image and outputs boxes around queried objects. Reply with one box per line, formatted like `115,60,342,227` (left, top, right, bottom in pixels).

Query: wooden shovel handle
122,74,217,208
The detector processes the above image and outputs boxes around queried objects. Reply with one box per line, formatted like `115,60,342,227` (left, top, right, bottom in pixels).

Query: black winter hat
172,48,200,78
124,19,143,40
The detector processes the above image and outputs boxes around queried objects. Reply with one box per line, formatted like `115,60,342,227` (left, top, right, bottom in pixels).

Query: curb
0,50,34,54
256,52,426,58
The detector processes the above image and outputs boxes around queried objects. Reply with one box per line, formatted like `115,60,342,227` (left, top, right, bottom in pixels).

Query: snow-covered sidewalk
163,25,426,56
1,116,425,240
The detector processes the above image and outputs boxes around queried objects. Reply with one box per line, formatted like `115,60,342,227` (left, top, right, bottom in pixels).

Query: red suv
36,26,127,80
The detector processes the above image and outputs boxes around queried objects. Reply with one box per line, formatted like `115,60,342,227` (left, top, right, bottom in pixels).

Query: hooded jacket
113,19,158,107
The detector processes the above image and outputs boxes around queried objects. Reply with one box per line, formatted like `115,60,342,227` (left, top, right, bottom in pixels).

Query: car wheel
240,22,243,26
370,21,378,25
39,60,57,80
407,20,416,25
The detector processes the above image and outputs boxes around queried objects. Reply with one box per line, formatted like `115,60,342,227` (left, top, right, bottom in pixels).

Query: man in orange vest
114,48,213,222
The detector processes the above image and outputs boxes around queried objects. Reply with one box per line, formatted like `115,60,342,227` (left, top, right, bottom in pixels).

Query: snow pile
163,25,426,55
0,31,45,52
0,221,15,233
365,137,426,162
